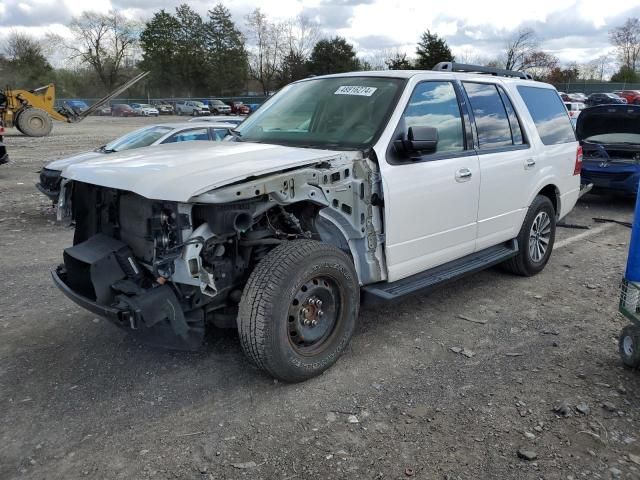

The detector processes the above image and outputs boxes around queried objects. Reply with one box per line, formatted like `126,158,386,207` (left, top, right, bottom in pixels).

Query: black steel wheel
238,240,359,382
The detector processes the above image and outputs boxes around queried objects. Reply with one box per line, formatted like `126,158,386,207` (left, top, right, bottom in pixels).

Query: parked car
0,122,8,165
188,115,245,126
206,99,232,115
53,66,581,381
94,105,112,116
37,122,233,202
568,92,587,103
564,102,586,119
586,93,627,106
176,100,210,116
152,101,175,115
613,90,640,105
230,101,251,115
131,103,160,117
111,104,137,117
63,100,89,115
558,92,572,102
579,105,640,196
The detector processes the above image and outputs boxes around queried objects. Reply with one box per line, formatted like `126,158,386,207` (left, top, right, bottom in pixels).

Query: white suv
53,63,581,382
176,101,210,116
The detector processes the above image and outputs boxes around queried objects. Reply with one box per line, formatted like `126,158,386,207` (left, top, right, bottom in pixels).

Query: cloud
0,0,73,27
353,34,401,50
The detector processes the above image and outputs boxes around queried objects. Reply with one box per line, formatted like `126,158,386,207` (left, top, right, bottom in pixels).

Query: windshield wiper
97,145,117,153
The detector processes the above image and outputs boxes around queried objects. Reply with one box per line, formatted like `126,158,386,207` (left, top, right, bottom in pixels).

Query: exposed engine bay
53,156,385,350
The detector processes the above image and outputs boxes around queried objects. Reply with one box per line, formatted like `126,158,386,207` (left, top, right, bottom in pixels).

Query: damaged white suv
53,63,582,382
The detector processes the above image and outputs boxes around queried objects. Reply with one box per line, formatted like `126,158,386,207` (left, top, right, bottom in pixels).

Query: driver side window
403,82,465,155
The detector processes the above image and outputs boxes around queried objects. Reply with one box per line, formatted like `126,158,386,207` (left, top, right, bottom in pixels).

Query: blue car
579,105,640,196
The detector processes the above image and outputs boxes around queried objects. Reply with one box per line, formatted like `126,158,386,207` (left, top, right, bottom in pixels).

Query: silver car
37,122,233,202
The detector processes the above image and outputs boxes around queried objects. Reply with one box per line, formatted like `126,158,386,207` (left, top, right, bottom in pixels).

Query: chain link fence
552,82,640,94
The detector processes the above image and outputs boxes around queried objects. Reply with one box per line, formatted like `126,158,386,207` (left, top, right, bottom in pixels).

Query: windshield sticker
334,86,377,97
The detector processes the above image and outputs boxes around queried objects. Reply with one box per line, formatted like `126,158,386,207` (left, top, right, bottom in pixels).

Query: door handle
525,159,536,169
455,168,473,182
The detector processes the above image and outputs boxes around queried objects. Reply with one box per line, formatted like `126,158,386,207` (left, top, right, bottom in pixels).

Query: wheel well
537,185,559,216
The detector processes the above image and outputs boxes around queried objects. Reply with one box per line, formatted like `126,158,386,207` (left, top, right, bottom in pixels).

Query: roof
298,69,549,88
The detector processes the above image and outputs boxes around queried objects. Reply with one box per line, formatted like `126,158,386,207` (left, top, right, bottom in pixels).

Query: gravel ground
1,117,640,480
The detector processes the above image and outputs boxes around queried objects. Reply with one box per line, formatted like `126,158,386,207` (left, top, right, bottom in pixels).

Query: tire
502,195,556,276
237,240,360,382
13,112,24,134
213,109,219,115
620,325,640,368
16,108,53,137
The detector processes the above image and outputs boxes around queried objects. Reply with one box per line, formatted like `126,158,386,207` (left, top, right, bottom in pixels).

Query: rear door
380,80,480,281
461,81,534,249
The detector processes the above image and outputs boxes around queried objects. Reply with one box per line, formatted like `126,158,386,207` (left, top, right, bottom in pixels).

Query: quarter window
517,86,576,145
402,81,465,155
463,82,513,149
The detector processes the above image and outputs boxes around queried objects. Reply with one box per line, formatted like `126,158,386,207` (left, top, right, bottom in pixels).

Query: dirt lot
1,117,640,479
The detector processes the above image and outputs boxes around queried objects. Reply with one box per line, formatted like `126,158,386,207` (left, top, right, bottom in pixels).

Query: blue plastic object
625,183,640,282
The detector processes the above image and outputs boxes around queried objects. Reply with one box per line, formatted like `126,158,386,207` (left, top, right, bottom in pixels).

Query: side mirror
406,126,438,152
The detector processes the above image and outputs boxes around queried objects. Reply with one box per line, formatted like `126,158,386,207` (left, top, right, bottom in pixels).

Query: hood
62,141,350,202
46,150,105,171
577,105,640,141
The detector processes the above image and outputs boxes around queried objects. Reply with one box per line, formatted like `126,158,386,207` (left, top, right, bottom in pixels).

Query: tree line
1,7,639,99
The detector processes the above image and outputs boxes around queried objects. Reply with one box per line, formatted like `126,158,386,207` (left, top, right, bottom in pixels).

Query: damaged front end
53,154,386,350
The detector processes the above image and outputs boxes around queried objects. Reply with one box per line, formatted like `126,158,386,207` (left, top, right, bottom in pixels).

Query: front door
381,80,480,281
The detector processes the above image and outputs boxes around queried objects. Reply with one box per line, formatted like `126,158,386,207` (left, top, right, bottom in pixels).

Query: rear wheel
16,108,52,137
502,195,556,276
237,240,359,382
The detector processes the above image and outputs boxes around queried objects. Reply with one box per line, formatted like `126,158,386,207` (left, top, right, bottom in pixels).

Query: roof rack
433,62,533,80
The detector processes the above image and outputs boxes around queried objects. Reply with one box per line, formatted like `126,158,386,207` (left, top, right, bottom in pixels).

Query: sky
1,0,639,67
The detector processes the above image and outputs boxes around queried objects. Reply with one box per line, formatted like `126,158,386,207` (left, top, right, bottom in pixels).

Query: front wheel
502,195,556,276
237,240,359,382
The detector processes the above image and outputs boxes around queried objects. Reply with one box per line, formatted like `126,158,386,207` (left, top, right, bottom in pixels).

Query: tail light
0,125,4,134
574,146,583,175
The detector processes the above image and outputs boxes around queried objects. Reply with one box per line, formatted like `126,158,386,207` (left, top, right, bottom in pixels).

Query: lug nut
318,310,324,317
316,300,322,307
311,320,318,327
302,307,309,316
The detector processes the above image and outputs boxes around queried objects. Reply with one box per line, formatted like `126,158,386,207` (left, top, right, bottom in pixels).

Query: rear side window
463,82,515,149
517,86,576,145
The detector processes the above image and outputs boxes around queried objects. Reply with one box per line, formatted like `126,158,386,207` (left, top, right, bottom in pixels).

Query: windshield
105,126,173,152
234,76,405,149
140,104,153,108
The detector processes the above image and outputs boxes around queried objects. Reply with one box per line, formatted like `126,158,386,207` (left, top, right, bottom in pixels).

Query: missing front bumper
53,234,205,350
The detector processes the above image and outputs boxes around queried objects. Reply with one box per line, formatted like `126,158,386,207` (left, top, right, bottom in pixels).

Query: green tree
140,10,181,96
611,65,640,83
204,4,248,95
385,52,412,70
415,30,454,69
307,37,359,75
1,32,53,86
174,4,208,96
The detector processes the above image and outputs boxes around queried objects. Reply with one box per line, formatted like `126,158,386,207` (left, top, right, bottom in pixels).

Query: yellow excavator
0,71,149,137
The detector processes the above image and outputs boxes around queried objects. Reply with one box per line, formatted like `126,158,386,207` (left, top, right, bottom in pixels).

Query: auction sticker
334,86,377,96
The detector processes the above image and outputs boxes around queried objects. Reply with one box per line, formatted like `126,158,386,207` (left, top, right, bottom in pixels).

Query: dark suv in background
586,93,627,106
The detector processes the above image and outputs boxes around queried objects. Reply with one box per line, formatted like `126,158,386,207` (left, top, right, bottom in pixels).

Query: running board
362,240,518,304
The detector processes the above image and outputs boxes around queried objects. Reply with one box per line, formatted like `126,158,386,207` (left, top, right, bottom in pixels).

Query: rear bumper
581,164,640,195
